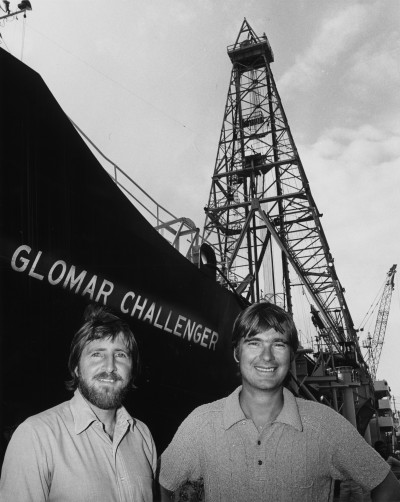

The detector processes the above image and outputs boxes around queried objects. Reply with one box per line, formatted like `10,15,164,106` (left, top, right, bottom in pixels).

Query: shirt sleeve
0,420,52,502
158,412,203,492
133,419,158,478
326,410,390,491
388,456,400,468
144,423,158,477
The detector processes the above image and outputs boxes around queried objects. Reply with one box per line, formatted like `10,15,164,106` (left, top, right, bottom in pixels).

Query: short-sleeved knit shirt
159,386,390,502
0,389,157,502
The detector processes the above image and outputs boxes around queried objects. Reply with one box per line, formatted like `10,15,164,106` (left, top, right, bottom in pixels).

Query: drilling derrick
203,19,362,364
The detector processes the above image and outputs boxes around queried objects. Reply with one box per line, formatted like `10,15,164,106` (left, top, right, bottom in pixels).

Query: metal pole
337,367,357,427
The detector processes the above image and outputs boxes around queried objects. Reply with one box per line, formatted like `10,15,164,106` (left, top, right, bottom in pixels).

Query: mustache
94,372,122,382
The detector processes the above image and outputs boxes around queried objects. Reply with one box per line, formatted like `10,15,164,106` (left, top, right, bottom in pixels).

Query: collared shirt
159,386,390,502
0,390,157,502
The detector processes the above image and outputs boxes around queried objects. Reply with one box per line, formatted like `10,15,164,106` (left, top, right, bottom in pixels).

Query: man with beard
0,305,157,502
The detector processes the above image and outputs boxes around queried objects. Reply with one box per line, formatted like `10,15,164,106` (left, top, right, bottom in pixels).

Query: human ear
233,348,240,364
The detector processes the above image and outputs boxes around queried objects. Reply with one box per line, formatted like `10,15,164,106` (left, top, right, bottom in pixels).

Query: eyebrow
244,335,290,343
86,346,130,353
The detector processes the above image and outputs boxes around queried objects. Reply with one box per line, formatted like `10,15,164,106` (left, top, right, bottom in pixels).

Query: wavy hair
231,301,299,355
65,304,140,391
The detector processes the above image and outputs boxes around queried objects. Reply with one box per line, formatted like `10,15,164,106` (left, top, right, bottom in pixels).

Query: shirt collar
70,389,134,435
278,387,303,431
223,386,303,432
223,387,247,430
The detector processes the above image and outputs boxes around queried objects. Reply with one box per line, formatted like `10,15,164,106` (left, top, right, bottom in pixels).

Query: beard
78,372,132,410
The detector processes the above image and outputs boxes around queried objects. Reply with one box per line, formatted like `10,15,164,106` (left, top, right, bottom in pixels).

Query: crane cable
20,14,26,61
357,278,386,332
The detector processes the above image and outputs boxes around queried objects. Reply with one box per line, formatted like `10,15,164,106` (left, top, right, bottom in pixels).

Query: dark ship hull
0,48,243,458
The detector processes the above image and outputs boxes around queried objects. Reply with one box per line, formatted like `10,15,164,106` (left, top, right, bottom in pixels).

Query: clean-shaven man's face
238,327,292,393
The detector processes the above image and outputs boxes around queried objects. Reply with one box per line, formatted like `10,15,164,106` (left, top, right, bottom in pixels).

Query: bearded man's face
75,334,132,410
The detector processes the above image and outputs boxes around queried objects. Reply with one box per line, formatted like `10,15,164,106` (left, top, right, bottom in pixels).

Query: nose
260,343,274,361
104,354,116,373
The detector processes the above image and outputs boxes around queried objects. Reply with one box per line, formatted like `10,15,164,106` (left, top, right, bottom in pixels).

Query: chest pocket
273,432,323,495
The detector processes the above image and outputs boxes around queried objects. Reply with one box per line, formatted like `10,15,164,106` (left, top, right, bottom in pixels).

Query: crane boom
365,264,397,380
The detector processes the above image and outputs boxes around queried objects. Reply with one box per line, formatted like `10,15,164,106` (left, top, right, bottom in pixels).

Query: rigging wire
20,14,25,61
68,117,177,223
357,277,386,331
25,24,196,134
292,284,314,349
0,13,18,52
0,32,11,52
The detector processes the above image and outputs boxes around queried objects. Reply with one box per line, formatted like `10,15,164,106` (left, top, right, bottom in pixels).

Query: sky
1,0,400,404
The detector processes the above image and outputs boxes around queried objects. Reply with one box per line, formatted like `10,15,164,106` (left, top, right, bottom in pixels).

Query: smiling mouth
95,374,122,383
254,367,277,373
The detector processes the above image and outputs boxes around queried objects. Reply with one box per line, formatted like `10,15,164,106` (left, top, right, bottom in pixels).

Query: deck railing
71,119,200,261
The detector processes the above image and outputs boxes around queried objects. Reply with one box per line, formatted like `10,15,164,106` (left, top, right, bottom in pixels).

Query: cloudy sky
2,0,400,402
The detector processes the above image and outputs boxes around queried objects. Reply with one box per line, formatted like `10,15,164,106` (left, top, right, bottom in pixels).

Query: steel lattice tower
202,19,361,356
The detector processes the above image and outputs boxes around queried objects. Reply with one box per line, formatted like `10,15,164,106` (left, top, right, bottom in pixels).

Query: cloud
309,124,400,167
296,122,400,341
345,30,400,118
299,123,400,275
297,123,399,246
278,3,372,93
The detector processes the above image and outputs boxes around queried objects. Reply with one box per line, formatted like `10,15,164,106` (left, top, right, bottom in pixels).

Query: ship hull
0,48,243,457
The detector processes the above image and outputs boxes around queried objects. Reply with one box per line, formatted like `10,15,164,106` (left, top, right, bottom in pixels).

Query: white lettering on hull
10,244,220,351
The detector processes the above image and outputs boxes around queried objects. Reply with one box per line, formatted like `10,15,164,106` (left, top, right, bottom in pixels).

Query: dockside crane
363,265,397,381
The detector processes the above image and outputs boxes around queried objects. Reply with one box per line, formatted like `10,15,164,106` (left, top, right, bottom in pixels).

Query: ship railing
71,119,201,261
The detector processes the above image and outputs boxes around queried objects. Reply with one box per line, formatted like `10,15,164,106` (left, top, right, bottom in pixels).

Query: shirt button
258,460,263,465
242,421,246,425
257,440,261,445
